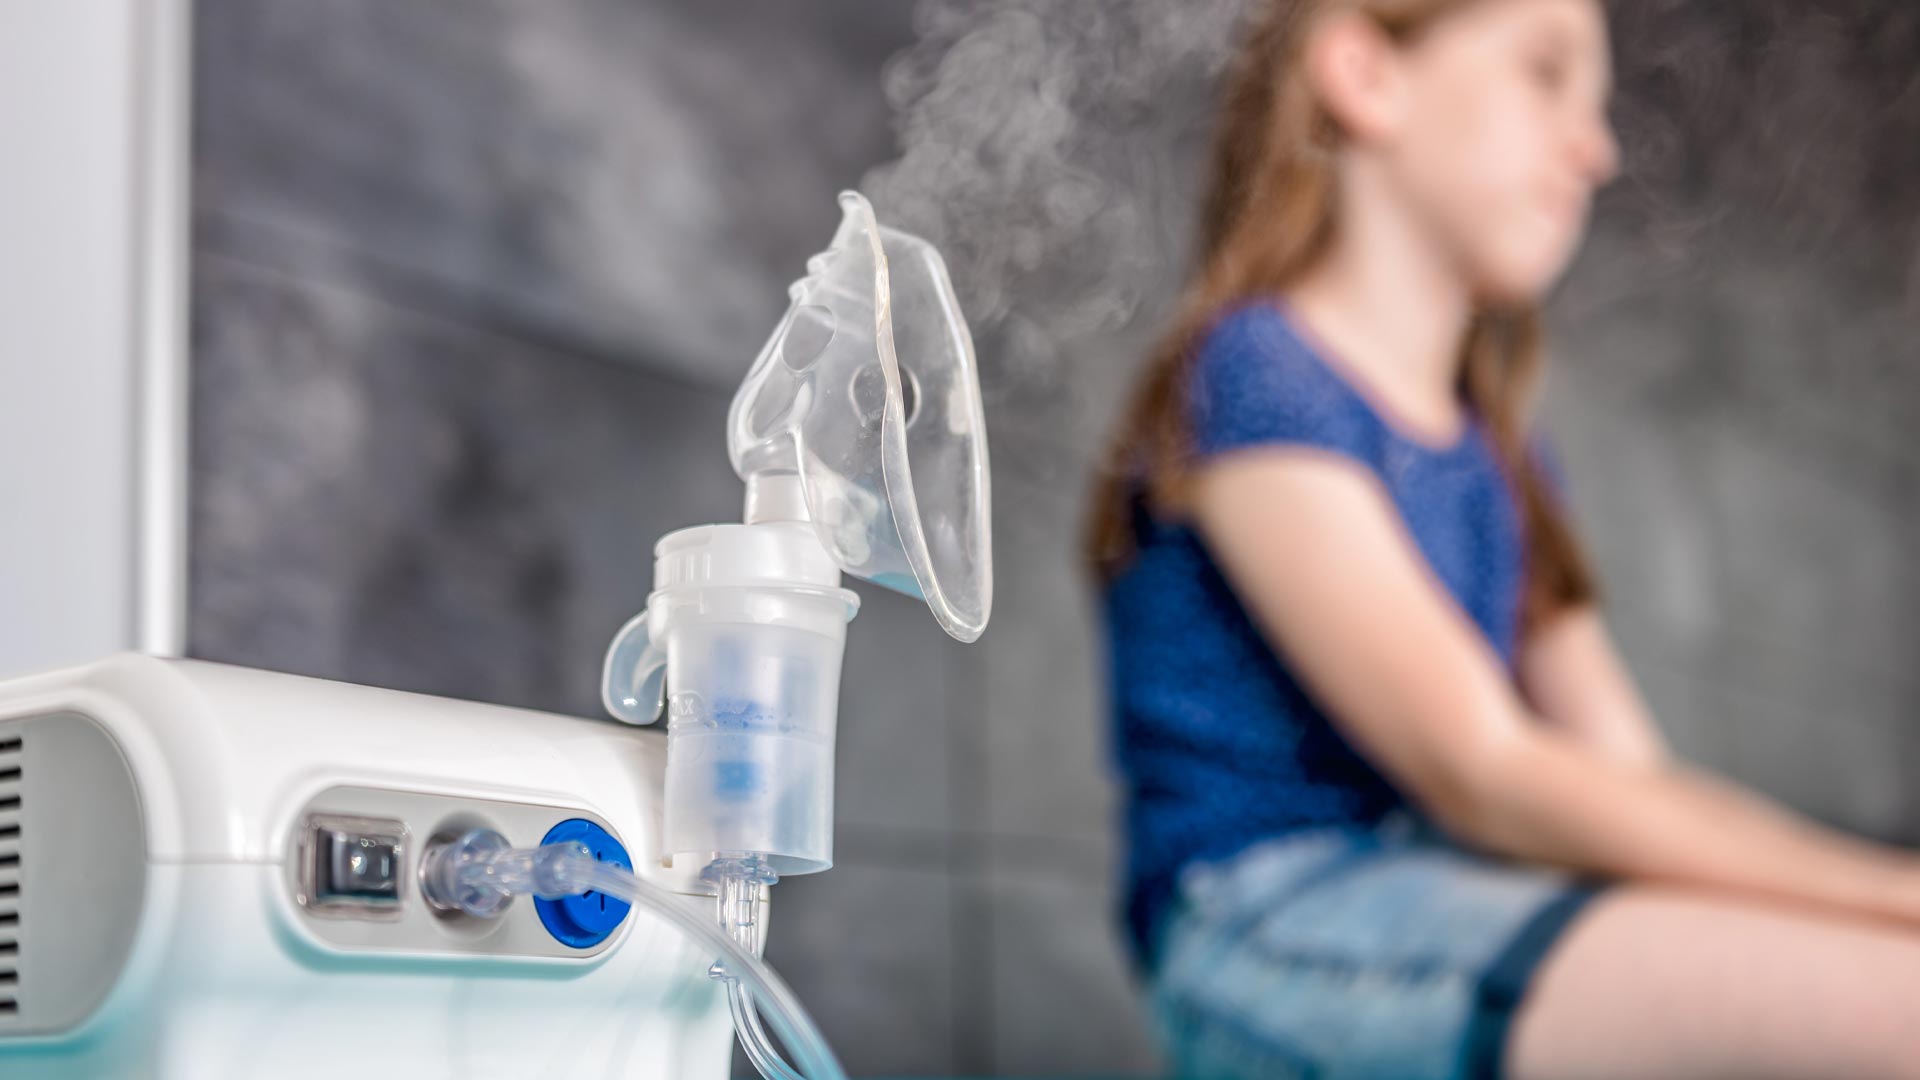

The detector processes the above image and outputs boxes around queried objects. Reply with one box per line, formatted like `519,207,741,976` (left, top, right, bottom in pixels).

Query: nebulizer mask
583,189,992,1077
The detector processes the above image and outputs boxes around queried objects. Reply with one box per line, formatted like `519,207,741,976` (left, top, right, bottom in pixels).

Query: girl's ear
1304,11,1409,147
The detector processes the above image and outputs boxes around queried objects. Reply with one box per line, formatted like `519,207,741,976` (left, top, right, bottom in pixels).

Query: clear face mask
729,189,993,642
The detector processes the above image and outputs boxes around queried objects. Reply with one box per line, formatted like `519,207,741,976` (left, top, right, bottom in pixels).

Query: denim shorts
1146,811,1610,1080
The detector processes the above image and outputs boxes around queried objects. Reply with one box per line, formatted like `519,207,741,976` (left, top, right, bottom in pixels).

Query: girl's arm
1192,449,1920,928
1517,606,1670,770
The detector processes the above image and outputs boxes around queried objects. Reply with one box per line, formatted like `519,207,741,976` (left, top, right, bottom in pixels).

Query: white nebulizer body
0,653,739,1080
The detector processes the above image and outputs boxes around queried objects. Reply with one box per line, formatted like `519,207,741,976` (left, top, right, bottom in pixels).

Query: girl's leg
1506,884,1920,1079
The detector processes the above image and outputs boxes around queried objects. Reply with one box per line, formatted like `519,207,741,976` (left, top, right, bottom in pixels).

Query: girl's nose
1581,115,1622,186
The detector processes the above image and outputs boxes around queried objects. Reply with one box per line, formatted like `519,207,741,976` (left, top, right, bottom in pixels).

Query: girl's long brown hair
1083,0,1598,634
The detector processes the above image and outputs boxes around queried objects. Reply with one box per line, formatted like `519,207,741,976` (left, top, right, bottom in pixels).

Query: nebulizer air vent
596,190,992,1079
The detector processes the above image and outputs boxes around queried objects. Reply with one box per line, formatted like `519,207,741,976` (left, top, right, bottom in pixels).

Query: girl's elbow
1402,753,1506,850
1402,727,1534,853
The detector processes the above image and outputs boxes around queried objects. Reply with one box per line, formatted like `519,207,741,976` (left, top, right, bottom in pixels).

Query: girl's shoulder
1192,297,1496,467
1188,297,1385,463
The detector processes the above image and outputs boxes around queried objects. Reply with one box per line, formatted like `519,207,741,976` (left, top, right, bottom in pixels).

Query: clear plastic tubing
702,854,801,1080
423,834,845,1080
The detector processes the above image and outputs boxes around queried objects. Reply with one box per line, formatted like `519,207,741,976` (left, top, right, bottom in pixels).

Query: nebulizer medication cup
610,521,859,876
599,191,992,1080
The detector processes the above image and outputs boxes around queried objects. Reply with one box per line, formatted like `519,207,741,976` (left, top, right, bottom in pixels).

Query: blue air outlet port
534,818,633,948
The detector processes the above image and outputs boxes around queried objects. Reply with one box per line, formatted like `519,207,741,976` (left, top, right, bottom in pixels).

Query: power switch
300,813,407,917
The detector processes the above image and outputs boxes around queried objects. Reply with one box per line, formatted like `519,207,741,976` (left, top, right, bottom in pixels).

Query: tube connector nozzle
419,827,592,917
702,853,780,958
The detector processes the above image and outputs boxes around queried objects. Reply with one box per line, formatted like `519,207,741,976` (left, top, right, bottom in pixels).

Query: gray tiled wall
189,2,1920,1076
1542,0,1920,840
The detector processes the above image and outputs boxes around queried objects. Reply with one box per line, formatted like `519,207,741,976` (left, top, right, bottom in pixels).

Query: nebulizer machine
0,190,990,1079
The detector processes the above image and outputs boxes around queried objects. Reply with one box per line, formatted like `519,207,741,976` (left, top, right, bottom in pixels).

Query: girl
1086,1,1920,1077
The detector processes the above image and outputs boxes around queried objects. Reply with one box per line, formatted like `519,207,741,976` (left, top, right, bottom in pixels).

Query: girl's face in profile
1382,0,1621,304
